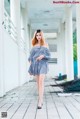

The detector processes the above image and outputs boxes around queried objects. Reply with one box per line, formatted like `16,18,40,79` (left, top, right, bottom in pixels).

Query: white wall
3,29,28,93
47,39,59,77
20,50,29,85
46,30,65,78
4,30,18,92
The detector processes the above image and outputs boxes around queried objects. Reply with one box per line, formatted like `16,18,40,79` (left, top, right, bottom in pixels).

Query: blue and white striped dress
28,46,51,76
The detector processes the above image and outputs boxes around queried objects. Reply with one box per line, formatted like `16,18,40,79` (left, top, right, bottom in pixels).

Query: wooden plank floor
0,78,80,119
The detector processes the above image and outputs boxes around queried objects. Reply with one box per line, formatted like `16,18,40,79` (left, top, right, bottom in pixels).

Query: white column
0,0,5,97
21,7,29,46
24,7,30,52
10,0,22,86
65,6,74,80
10,0,20,28
76,5,80,78
21,6,31,81
26,24,32,50
57,23,66,75
28,24,31,48
21,8,25,40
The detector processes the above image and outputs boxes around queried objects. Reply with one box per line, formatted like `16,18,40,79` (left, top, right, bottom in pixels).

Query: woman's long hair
31,30,45,46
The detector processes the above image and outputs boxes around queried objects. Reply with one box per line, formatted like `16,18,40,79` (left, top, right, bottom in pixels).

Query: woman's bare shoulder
43,43,49,48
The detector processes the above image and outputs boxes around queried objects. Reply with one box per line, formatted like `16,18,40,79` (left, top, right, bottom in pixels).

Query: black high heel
37,106,42,109
37,99,43,109
37,102,43,109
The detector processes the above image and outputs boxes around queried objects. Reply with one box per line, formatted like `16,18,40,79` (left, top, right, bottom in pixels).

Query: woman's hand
36,55,44,61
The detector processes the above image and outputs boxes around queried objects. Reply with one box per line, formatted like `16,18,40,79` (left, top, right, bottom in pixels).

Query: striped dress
28,46,51,76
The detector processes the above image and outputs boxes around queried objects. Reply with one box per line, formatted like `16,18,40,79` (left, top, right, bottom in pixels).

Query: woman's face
36,32,42,41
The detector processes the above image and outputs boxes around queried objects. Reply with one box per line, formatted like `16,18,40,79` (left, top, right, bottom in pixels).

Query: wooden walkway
0,78,80,119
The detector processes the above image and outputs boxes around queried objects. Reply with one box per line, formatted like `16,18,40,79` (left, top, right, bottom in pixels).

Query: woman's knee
39,74,45,79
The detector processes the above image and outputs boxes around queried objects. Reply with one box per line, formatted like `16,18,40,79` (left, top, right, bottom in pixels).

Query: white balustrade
3,10,17,43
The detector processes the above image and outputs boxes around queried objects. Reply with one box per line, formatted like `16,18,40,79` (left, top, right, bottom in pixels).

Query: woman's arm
36,55,44,61
43,48,51,60
28,48,34,62
36,43,51,61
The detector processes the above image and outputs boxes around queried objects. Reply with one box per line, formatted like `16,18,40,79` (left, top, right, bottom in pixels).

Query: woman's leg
35,75,39,93
38,74,45,107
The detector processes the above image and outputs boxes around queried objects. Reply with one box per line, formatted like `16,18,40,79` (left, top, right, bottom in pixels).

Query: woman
28,29,51,109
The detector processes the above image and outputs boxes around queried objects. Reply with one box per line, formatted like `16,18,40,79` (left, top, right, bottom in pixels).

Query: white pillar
21,7,29,47
65,6,74,80
10,0,20,28
21,8,25,40
21,7,30,81
76,5,80,78
10,0,22,86
0,0,5,97
58,23,66,75
26,24,32,49
28,24,31,48
24,7,30,52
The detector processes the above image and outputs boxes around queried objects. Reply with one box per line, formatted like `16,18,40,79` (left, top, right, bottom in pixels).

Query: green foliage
73,30,77,60
8,0,10,3
73,31,77,44
73,44,77,60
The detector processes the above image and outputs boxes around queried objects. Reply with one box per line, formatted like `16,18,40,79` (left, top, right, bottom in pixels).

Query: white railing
3,10,17,43
3,10,26,53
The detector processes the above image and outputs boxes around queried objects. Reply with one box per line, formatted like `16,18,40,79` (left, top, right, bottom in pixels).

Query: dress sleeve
43,48,51,60
28,48,34,62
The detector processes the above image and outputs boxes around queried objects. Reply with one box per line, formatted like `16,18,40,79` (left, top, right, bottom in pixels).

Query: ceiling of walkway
21,0,76,34
5,0,76,35
25,0,65,33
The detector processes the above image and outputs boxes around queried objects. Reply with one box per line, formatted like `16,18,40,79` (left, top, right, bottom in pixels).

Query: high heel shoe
37,103,43,109
37,105,42,109
37,102,43,109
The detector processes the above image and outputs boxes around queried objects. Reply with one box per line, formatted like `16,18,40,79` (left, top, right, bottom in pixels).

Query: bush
73,44,77,60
